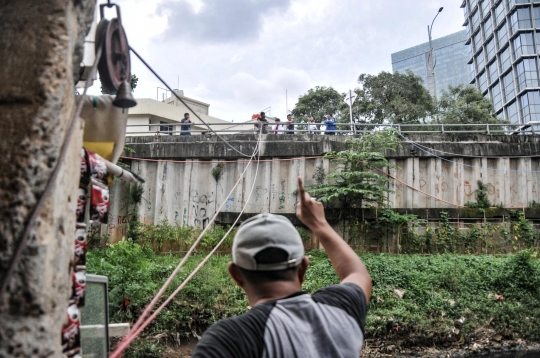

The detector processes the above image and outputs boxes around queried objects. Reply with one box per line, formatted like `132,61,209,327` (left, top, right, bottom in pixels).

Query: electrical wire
0,46,103,296
112,131,263,356
129,46,252,158
111,131,264,358
399,133,540,173
120,155,325,164
400,133,540,159
373,167,466,208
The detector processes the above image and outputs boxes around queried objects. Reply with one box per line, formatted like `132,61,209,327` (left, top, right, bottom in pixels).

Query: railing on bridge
125,122,540,136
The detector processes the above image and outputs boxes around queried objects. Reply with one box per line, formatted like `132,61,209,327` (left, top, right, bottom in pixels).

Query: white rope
114,130,264,356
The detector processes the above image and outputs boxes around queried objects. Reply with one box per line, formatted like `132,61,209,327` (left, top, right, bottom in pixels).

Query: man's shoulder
312,283,369,333
192,303,274,358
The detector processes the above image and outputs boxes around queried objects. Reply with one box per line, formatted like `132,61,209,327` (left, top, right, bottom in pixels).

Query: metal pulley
95,2,137,108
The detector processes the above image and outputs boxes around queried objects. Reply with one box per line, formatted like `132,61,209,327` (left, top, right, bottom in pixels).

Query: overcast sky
91,0,465,121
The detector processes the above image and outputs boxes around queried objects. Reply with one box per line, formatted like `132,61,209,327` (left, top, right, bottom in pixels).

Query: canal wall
103,134,540,242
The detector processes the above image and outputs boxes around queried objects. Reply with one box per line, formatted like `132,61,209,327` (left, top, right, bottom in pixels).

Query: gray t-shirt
192,283,368,358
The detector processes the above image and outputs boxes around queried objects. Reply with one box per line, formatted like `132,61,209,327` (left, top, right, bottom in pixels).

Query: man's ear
228,262,244,288
298,256,309,284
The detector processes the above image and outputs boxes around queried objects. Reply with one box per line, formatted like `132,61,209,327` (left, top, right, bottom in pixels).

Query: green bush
88,244,540,353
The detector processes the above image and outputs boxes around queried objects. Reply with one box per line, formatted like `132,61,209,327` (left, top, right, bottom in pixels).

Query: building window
507,101,519,123
510,8,532,34
516,58,539,90
497,22,508,46
472,9,481,31
534,6,540,27
481,0,491,18
509,0,532,6
488,60,499,83
495,1,506,25
520,90,540,122
503,70,516,101
476,50,486,70
471,0,479,11
500,46,512,72
492,81,503,109
484,15,495,38
479,71,488,91
486,38,496,60
160,121,173,135
470,62,477,78
513,32,535,59
473,31,483,52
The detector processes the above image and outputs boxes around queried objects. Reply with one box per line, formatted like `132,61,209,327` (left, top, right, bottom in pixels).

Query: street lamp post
427,7,443,100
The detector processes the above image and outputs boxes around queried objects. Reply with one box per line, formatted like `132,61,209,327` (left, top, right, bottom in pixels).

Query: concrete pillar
0,0,95,356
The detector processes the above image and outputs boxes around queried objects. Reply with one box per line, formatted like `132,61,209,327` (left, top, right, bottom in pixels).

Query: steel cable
113,130,263,356
110,131,264,358
399,133,540,173
129,46,253,158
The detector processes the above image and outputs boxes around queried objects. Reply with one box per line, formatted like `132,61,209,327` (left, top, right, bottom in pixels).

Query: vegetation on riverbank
87,241,540,357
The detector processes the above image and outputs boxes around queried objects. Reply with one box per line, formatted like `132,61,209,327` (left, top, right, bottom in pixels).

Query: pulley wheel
95,18,131,94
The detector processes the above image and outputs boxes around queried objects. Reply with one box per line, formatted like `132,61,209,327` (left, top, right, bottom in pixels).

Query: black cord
0,47,103,296
129,46,252,158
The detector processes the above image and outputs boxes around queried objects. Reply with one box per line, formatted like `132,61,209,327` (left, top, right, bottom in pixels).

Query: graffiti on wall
191,190,215,228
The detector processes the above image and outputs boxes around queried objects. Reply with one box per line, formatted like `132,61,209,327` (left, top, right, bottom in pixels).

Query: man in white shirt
273,118,285,135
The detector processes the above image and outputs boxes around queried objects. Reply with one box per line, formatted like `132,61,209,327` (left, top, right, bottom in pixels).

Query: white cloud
89,0,466,121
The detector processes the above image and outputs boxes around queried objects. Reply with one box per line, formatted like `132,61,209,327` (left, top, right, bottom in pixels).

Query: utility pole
286,89,288,115
344,89,358,135
427,7,444,100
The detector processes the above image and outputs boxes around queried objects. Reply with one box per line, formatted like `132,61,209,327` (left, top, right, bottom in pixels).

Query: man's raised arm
296,177,372,302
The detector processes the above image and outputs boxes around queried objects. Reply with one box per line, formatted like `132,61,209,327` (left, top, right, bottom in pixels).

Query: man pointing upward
192,177,372,358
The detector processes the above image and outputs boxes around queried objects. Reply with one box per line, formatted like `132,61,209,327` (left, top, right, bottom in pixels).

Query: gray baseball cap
232,213,305,271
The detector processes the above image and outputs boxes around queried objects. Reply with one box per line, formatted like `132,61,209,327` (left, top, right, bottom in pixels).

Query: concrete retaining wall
104,134,540,242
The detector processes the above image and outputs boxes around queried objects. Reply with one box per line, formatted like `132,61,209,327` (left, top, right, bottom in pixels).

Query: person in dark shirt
255,111,269,134
285,114,294,134
192,177,372,358
180,113,192,135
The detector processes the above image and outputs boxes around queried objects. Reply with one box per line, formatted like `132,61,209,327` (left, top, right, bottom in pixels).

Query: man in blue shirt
181,113,192,135
324,113,336,135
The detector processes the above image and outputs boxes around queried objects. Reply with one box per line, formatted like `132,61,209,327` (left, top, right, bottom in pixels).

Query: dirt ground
160,337,540,358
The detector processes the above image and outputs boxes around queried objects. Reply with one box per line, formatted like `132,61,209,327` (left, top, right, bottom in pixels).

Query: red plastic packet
61,304,81,356
90,178,109,224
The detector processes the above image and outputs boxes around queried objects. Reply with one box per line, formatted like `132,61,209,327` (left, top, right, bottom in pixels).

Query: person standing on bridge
181,113,192,135
285,114,295,134
192,177,371,358
272,118,285,134
308,115,319,134
255,111,269,134
324,113,336,135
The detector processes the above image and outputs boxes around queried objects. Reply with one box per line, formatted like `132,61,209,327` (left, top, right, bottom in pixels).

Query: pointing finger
298,176,306,204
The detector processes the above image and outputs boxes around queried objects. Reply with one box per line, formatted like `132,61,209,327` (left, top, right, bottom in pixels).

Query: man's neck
245,281,302,307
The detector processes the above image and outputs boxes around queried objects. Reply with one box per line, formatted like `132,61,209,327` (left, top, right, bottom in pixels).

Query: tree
291,86,345,123
356,70,435,124
130,74,138,91
101,73,138,94
308,129,401,210
437,84,506,126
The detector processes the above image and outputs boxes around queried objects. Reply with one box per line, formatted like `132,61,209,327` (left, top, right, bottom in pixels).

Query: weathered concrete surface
104,134,540,241
0,1,94,357
124,134,540,159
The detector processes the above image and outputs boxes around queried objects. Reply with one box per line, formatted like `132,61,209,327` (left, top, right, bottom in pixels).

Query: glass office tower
463,0,540,124
391,31,472,98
